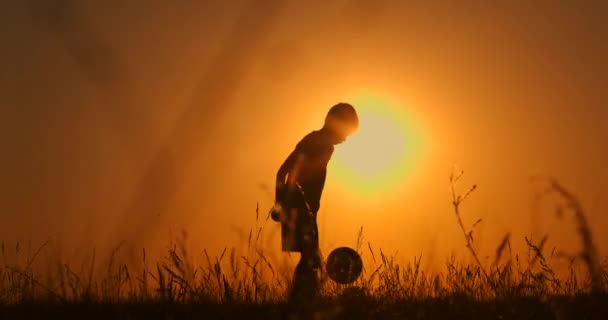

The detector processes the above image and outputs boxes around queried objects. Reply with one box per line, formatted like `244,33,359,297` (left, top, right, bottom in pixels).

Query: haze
1,1,606,270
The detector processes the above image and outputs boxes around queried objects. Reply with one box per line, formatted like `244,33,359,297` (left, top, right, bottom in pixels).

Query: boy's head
323,102,359,144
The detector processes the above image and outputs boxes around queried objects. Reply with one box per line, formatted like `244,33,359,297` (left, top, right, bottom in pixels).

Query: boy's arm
275,150,299,205
307,169,326,215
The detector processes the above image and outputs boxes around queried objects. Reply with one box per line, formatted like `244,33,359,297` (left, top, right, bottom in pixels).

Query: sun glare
330,95,425,198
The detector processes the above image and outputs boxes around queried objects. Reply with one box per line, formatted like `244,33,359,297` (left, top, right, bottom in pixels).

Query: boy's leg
289,254,319,305
288,214,321,306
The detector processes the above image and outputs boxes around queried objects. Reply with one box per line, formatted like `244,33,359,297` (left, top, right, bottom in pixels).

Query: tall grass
0,173,606,306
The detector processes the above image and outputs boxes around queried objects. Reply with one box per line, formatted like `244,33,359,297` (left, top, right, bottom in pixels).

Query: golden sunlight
330,95,425,198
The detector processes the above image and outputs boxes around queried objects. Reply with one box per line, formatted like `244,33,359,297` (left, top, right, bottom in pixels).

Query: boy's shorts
280,185,319,253
281,206,318,253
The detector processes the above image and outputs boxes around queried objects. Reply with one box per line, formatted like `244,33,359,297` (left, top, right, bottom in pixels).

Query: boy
271,102,359,305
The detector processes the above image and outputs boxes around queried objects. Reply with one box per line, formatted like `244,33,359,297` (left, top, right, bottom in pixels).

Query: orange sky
1,1,606,270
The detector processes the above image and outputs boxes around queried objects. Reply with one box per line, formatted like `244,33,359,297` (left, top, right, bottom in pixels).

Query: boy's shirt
277,130,334,214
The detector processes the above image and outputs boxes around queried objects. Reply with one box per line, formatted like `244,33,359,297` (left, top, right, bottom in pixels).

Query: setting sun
330,95,425,198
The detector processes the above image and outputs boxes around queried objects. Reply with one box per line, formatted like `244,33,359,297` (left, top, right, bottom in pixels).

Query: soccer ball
325,247,363,284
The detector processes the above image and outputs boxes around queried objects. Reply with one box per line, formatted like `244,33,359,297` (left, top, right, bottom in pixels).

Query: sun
330,95,425,198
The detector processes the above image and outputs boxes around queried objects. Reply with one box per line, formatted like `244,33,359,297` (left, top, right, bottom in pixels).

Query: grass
1,171,607,319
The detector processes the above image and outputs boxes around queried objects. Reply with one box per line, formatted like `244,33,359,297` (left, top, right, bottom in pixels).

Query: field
1,173,607,319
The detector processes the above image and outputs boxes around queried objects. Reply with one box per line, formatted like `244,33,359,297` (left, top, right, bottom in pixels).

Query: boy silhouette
271,102,359,306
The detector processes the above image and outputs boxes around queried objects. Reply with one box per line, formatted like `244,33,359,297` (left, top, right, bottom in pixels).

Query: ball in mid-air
326,247,363,284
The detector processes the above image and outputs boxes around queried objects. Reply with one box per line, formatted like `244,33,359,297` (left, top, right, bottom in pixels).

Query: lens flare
330,94,426,198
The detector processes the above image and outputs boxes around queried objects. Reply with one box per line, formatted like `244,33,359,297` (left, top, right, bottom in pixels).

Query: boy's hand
270,203,282,222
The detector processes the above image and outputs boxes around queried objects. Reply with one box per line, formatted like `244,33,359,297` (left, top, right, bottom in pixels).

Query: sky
0,0,606,270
